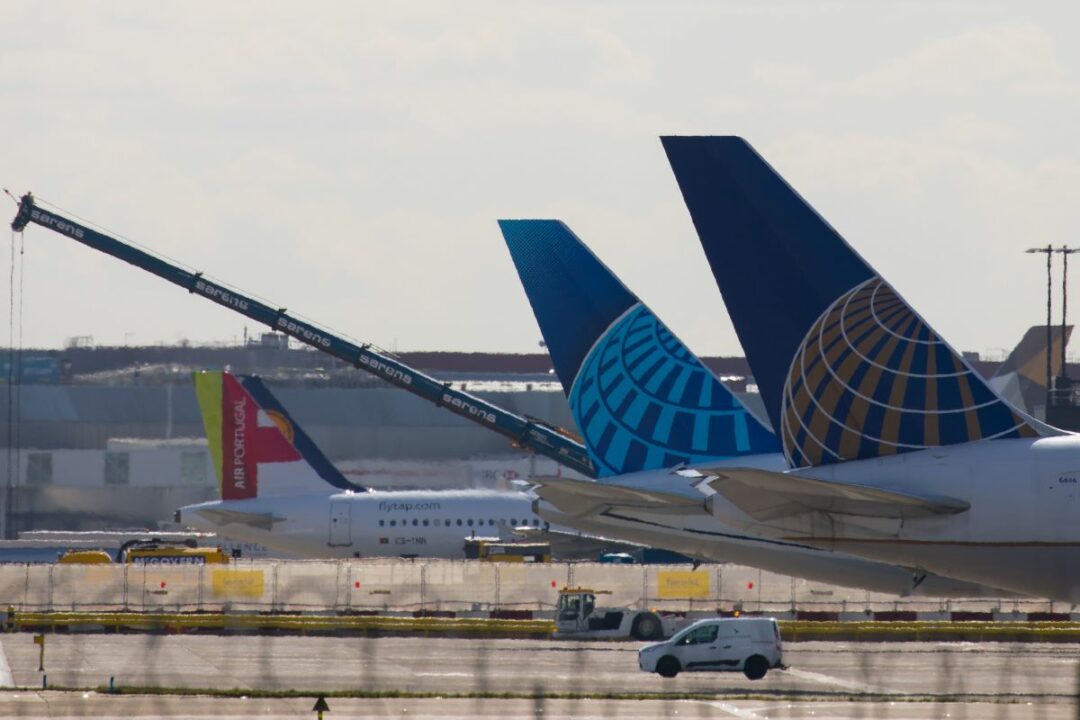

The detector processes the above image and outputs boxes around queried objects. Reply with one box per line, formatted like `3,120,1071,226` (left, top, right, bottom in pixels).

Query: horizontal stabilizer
700,467,969,521
532,476,708,519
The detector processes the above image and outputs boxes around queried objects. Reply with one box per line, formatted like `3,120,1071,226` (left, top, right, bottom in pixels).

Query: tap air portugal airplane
663,135,1080,602
176,372,550,559
498,219,1005,598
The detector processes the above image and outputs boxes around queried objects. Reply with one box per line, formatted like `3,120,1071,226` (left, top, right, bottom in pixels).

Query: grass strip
10,684,1071,705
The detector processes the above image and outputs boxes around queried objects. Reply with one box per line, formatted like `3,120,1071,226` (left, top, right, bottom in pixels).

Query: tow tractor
554,587,693,641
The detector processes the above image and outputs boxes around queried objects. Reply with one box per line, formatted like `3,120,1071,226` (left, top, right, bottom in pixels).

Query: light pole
1026,245,1054,407
1055,247,1080,381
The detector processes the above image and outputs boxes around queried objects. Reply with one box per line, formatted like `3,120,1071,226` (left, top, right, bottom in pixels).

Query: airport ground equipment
57,539,228,564
554,587,693,641
9,193,594,477
56,550,113,565
463,537,551,563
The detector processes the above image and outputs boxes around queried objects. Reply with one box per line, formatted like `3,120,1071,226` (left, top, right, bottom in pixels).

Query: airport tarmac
0,634,1075,713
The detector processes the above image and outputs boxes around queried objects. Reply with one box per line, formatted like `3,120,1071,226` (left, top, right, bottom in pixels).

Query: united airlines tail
498,219,778,478
193,371,365,498
661,136,1053,469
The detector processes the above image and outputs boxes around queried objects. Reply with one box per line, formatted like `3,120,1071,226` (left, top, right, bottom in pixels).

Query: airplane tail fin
988,325,1072,416
498,219,778,477
661,136,1051,469
193,371,365,499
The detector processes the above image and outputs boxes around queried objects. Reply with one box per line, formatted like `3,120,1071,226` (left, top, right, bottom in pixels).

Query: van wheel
656,656,681,678
743,655,769,680
631,613,662,640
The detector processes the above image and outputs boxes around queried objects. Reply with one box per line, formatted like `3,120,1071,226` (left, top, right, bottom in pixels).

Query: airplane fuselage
180,490,542,559
706,435,1080,602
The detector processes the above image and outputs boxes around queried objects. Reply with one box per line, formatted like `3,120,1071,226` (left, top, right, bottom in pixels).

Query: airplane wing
697,467,970,522
511,525,647,560
192,508,286,531
531,476,709,518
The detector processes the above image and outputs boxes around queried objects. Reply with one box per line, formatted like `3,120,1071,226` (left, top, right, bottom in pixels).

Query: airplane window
456,519,462,526
379,520,384,527
511,519,518,526
389,520,396,527
488,519,495,526
422,519,429,527
534,519,540,526
467,519,474,527
412,519,418,526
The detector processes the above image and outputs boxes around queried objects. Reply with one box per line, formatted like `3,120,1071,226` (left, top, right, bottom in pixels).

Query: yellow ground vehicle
125,545,229,565
57,550,113,564
57,540,229,565
463,538,551,563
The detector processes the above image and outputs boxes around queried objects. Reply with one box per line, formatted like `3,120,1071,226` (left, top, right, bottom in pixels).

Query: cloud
852,23,1074,98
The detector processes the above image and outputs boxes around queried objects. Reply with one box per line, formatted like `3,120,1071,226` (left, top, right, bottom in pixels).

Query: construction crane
9,193,595,477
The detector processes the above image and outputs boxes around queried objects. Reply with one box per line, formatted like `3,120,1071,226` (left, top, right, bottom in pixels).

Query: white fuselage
179,490,542,559
704,436,1080,602
533,453,1006,598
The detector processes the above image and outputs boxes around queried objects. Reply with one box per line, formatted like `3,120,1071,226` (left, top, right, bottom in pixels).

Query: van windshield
678,624,719,646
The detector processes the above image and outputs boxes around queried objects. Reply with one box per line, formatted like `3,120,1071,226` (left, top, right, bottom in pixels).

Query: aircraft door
329,501,351,546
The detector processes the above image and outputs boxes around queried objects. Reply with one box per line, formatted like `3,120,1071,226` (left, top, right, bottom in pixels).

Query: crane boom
10,193,595,477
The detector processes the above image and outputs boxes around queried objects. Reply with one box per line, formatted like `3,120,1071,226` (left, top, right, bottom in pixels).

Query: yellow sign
211,569,265,599
657,570,710,599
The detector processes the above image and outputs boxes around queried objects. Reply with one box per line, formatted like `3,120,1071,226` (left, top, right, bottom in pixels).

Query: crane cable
14,231,23,527
5,231,14,538
3,225,25,539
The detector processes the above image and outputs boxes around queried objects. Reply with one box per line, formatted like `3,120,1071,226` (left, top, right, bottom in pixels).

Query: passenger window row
378,518,541,528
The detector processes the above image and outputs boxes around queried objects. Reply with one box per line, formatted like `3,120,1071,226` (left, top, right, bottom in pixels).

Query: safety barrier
0,559,1068,617
7,611,1080,642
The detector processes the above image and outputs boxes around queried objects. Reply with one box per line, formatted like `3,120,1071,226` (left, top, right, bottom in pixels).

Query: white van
638,617,782,680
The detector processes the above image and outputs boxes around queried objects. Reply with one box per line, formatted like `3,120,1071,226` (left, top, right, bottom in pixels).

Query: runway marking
707,701,768,718
0,639,13,687
780,667,893,694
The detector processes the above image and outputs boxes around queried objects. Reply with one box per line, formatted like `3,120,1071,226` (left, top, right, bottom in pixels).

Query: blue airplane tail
661,136,1047,468
499,219,778,478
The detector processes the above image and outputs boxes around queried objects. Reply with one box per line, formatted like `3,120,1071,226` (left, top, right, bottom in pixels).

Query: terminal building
0,336,1058,536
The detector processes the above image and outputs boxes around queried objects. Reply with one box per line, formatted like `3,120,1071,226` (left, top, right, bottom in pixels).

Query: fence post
345,562,353,613
272,562,280,612
714,565,721,611
333,562,341,612
122,563,129,611
493,563,500,611
46,565,54,612
196,564,204,612
642,565,648,610
421,563,428,611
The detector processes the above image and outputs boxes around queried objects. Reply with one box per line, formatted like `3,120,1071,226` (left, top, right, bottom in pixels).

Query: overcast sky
3,1,1079,359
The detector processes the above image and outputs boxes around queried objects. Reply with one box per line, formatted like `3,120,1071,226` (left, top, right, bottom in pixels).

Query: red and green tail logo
194,372,301,499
